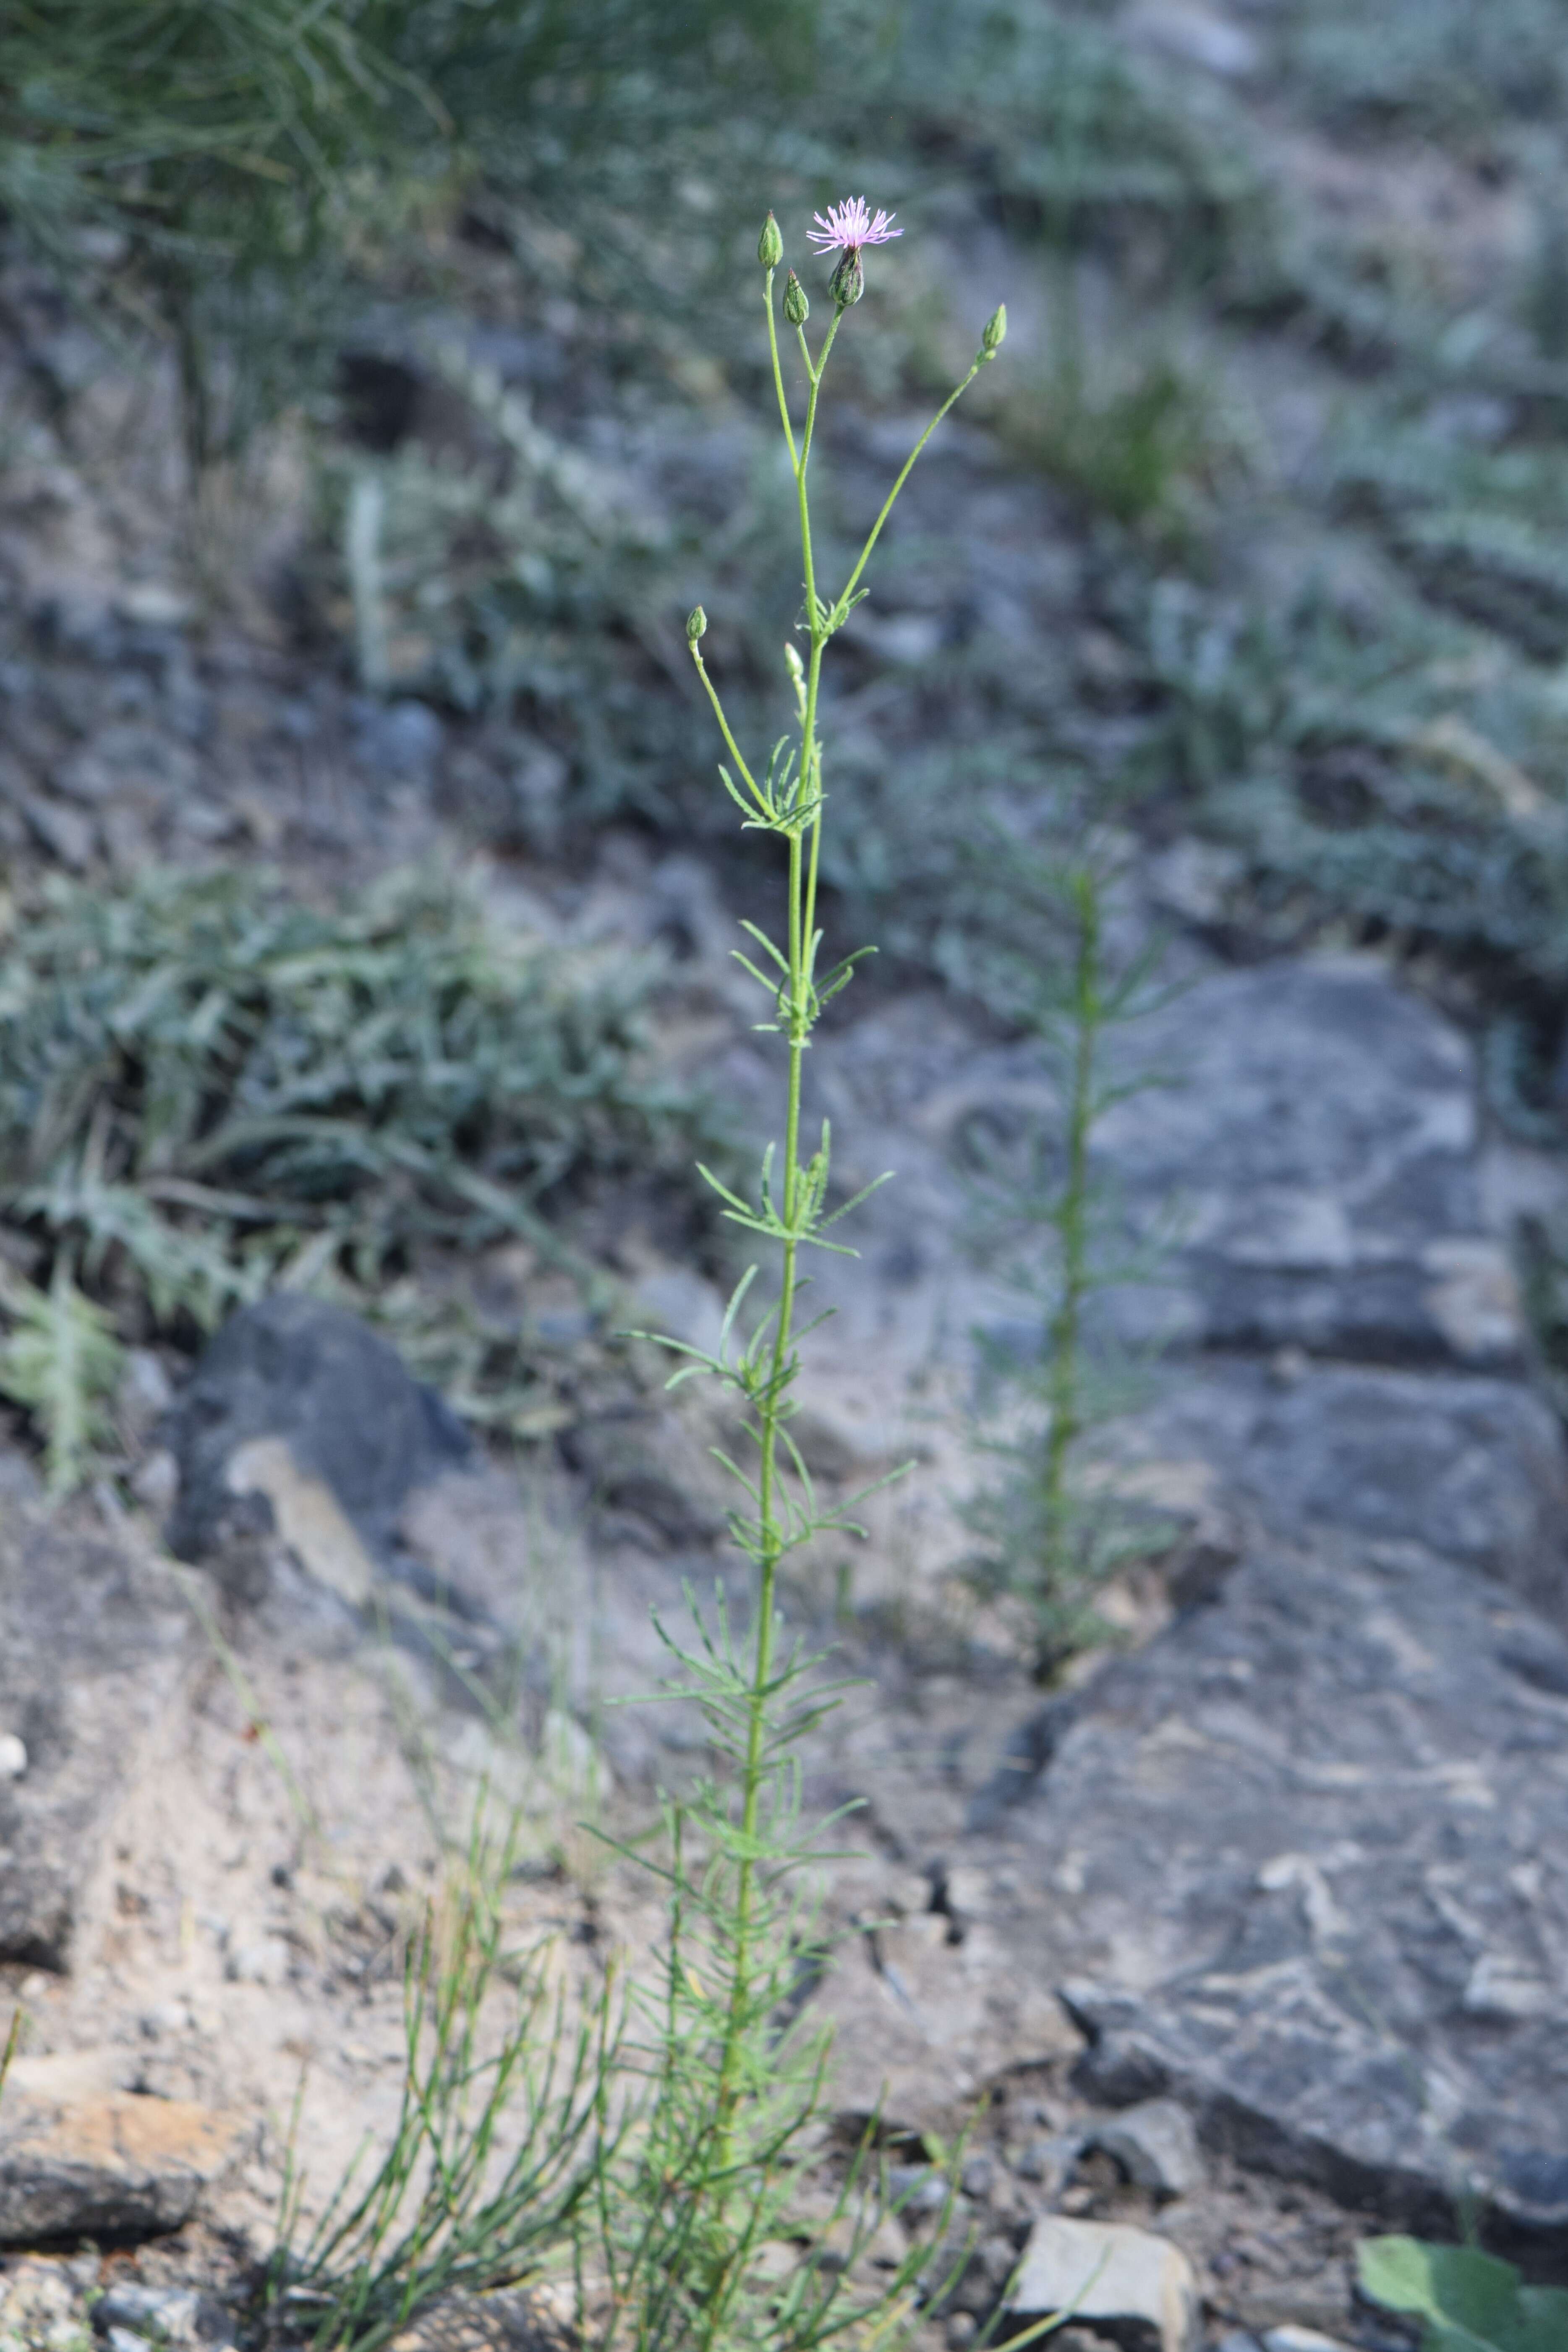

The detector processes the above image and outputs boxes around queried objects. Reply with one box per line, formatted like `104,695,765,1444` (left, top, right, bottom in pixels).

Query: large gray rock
164,1294,469,1578
0,1513,190,1967
992,1530,1568,2237
1095,957,1524,1371
1105,1355,1568,1622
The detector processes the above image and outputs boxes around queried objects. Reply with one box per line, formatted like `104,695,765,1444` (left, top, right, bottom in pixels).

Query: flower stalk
604,205,1004,2345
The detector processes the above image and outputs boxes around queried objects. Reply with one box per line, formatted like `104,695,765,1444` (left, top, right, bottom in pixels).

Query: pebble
887,2163,949,2218
0,1732,26,1780
1261,2331,1353,2352
224,1934,291,1987
1008,2215,1199,2352
95,2282,203,2342
1086,2099,1205,2197
1013,2132,1081,2193
22,795,96,870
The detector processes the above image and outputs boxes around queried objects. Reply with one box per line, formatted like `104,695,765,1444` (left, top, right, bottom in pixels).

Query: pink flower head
806,197,902,259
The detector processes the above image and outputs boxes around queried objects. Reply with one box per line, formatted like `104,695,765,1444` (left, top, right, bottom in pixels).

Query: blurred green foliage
0,0,816,466
0,862,716,1474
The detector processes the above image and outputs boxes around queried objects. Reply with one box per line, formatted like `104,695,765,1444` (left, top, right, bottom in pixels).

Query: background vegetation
9,0,1568,1534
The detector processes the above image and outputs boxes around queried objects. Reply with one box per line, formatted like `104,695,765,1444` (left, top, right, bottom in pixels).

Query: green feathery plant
581,201,1015,2352
264,1813,613,2352
957,841,1169,1682
256,200,1072,2352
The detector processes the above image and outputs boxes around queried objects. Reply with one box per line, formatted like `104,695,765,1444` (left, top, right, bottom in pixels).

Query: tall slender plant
960,839,1169,1683
257,208,1038,2352
591,205,1007,2348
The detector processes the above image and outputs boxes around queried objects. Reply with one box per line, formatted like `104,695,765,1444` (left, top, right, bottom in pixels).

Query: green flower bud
686,606,707,645
980,302,1007,359
758,212,783,271
828,248,864,308
782,269,810,328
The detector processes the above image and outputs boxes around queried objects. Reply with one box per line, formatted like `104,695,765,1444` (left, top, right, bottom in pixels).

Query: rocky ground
7,4,1568,2349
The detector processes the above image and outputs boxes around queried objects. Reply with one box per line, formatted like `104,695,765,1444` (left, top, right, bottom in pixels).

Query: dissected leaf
0,1259,125,1496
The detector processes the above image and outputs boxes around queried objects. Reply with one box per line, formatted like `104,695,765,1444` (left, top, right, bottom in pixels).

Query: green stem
707,287,826,2226
1040,874,1099,1675
838,357,984,612
690,649,759,800
764,267,799,470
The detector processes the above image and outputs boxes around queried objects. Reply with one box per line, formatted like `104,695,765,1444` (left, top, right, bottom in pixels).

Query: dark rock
1108,1356,1568,1623
1085,2100,1205,2198
0,2061,247,2245
164,1294,469,1575
350,696,444,782
1096,958,1526,1372
998,1532,1568,2237
0,1518,189,1966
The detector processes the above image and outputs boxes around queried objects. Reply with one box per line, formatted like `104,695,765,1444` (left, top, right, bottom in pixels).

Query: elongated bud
828,248,864,308
782,269,809,327
686,606,707,645
758,212,783,271
980,302,1007,359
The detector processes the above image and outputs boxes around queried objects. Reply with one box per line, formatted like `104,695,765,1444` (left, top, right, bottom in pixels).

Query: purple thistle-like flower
806,197,902,258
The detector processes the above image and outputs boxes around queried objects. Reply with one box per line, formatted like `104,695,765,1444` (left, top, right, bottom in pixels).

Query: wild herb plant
264,1814,613,2352
0,863,714,1482
573,201,1009,2350
959,843,1169,1683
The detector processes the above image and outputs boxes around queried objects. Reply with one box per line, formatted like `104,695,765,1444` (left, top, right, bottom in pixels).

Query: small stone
95,2281,203,2344
945,2318,977,2350
1008,2216,1199,2352
1214,2336,1263,2352
129,1448,179,1513
23,795,97,869
1261,2331,1353,2352
0,1732,26,1780
887,2163,948,2219
115,584,193,631
119,1350,175,1445
961,2153,996,2200
224,1933,291,1986
1014,2133,1079,2194
1085,2100,1205,2198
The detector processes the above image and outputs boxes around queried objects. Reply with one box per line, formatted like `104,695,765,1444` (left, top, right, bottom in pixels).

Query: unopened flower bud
686,606,707,645
828,248,864,308
758,212,783,271
980,302,1007,358
782,270,809,328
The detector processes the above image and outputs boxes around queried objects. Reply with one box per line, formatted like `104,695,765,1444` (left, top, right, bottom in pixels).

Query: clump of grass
264,1815,611,2352
0,0,816,476
0,862,715,1480
1001,345,1224,540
